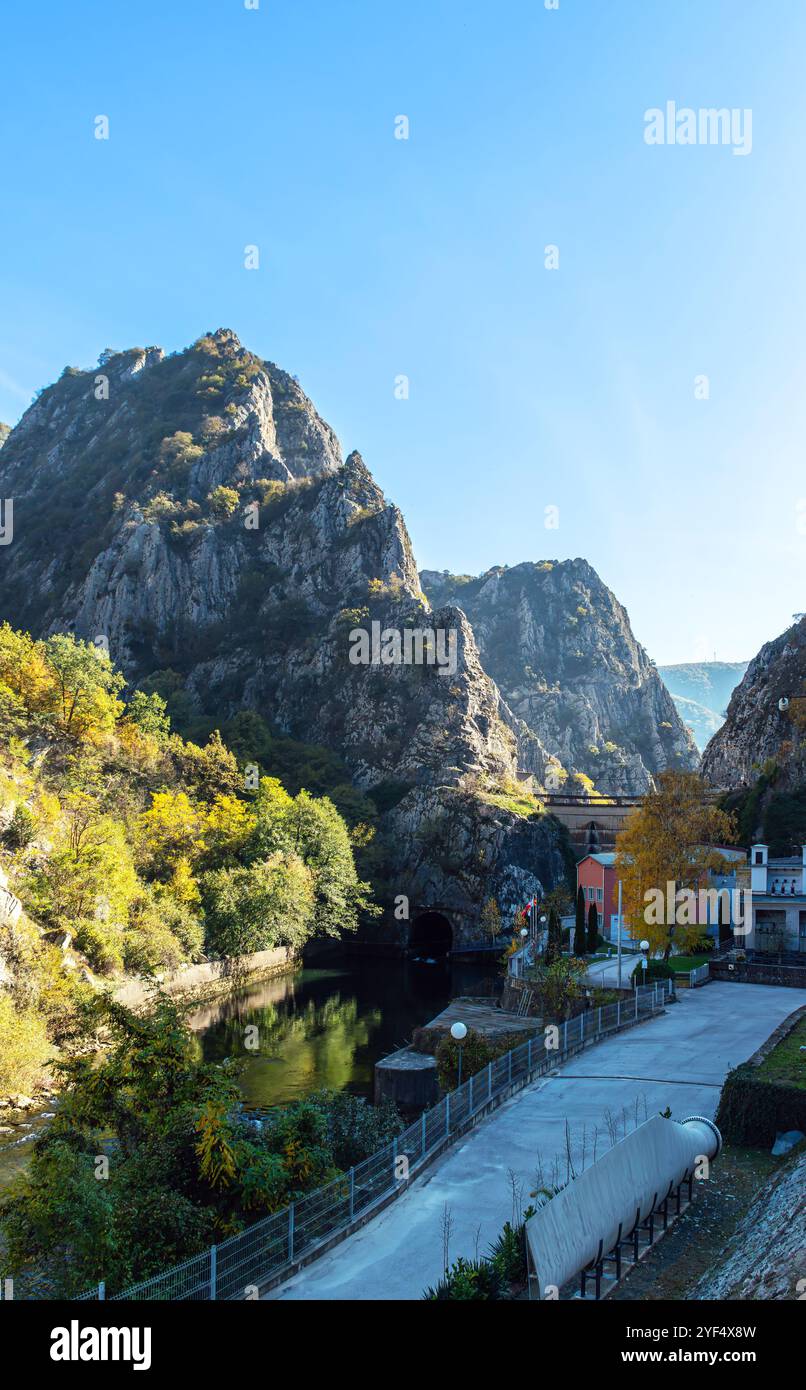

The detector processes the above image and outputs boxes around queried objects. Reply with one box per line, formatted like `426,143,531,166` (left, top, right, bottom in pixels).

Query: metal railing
76,980,673,1302
688,963,710,988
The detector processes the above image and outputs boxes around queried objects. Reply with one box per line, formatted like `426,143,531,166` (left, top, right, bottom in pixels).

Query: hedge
715,1070,806,1148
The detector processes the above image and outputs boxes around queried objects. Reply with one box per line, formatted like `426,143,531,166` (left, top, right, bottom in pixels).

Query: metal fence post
469,1072,474,1113
421,1110,427,1158
210,1245,217,1301
528,1037,533,1073
98,1281,105,1301
580,1011,585,1043
562,1020,568,1053
634,990,638,1020
488,1060,493,1100
349,1167,355,1221
617,999,621,1027
508,1050,512,1085
446,1093,450,1136
597,1006,602,1034
288,1204,295,1263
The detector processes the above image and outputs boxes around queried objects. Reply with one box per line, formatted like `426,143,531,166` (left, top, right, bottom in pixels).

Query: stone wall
112,947,294,1009
710,958,806,989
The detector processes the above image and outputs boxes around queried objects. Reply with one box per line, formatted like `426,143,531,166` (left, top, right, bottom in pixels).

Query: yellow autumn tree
615,771,736,960
138,790,207,879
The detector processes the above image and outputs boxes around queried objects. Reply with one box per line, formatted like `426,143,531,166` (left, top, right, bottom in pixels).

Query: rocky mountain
658,661,748,751
701,616,806,789
421,565,699,794
0,330,569,938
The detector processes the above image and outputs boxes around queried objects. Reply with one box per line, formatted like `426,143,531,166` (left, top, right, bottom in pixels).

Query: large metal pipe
526,1113,721,1297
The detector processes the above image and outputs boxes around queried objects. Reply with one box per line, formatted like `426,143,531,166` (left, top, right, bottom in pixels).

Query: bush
290,1089,403,1171
0,993,51,1093
3,803,37,850
73,919,125,976
423,1256,504,1301
716,1069,806,1148
631,958,675,982
433,1028,528,1091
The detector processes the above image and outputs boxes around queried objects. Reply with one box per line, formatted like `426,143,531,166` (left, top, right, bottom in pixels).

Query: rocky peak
702,616,806,788
421,559,699,794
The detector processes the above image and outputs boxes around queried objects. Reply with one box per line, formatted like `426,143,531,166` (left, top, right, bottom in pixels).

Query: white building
747,843,806,954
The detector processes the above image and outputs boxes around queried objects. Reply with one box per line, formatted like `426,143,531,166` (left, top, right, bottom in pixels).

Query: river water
188,956,501,1108
0,956,501,1190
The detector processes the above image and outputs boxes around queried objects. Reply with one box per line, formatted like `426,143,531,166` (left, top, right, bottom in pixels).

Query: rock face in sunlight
0,331,572,938
421,563,699,795
702,615,806,790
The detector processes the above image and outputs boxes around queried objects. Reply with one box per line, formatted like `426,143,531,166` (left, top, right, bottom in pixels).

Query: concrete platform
424,999,545,1037
271,981,806,1302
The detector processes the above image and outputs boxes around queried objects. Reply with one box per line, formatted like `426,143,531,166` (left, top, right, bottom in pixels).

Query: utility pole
617,879,623,989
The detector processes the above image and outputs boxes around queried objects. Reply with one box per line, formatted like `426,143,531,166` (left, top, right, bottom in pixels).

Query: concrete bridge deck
270,982,806,1301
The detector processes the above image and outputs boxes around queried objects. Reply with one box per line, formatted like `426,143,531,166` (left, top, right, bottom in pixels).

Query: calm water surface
0,957,501,1190
189,956,502,1109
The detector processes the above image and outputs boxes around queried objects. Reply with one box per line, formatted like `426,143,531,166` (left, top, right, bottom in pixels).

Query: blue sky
1,0,804,664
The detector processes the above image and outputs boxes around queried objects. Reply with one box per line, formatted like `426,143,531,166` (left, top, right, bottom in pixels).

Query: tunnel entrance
409,911,453,959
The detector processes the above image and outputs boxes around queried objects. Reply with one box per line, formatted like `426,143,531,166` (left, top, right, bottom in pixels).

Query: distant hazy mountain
657,662,748,752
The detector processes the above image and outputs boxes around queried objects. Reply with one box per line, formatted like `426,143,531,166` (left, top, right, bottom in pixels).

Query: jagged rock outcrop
0,423,10,450
421,564,698,794
702,616,806,788
0,331,571,940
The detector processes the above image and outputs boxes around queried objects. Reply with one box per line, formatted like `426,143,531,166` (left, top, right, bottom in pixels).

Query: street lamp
450,1021,467,1087
639,938,650,986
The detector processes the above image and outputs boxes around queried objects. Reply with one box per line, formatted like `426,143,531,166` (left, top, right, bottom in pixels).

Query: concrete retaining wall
711,959,806,989
113,948,294,1009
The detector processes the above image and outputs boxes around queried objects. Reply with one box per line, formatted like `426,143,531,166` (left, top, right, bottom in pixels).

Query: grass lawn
479,790,544,818
756,1014,806,1089
669,953,711,972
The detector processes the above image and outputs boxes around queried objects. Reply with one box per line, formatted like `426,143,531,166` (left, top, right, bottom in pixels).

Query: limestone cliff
702,615,806,789
0,331,570,937
421,563,698,795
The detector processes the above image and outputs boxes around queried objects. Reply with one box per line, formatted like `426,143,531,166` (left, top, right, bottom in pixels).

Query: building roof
587,853,616,866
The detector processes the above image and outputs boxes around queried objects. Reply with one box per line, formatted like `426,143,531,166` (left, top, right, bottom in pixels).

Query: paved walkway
271,982,806,1301
585,952,640,987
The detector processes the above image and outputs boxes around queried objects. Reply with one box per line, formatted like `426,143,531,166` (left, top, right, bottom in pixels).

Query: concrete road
585,952,640,987
271,982,805,1301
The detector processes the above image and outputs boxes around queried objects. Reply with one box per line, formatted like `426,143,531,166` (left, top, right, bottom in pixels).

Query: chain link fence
76,980,672,1302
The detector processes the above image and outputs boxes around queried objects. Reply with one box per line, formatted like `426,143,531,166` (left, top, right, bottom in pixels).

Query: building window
587,887,595,901
754,851,763,865
596,888,603,902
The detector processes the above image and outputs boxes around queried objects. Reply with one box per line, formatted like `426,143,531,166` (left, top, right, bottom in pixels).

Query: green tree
586,901,599,954
43,633,125,736
545,906,562,964
479,896,502,944
124,690,171,742
574,886,586,956
202,852,316,957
